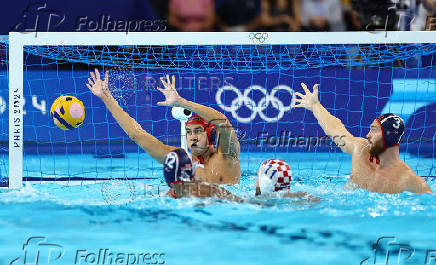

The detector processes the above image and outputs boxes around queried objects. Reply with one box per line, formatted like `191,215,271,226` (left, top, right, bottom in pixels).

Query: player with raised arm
86,69,241,199
293,83,432,194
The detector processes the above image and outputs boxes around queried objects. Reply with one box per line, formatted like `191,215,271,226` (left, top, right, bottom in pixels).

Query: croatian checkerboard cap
258,159,292,194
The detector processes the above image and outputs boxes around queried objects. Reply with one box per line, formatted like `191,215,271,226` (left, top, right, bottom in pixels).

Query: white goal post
7,31,436,189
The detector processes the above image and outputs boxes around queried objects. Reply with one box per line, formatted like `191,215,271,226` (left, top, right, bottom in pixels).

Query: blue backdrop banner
0,69,435,155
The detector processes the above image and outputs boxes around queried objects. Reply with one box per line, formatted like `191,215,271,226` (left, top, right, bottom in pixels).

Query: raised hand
157,75,182,107
86,69,111,100
293,83,320,111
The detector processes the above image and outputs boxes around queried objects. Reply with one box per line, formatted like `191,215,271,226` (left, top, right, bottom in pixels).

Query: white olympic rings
249,32,269,43
215,85,296,123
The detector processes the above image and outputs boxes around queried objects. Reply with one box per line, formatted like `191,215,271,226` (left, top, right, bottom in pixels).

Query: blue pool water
1,152,435,265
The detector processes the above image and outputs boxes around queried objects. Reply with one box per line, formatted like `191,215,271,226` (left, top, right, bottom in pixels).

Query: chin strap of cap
369,155,380,165
196,156,205,165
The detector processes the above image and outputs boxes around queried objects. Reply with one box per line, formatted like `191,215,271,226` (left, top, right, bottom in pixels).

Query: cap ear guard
206,125,217,146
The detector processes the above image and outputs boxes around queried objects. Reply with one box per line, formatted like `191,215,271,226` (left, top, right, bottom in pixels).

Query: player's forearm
101,96,172,162
311,102,352,139
215,186,244,202
177,98,227,124
101,96,143,138
139,138,174,164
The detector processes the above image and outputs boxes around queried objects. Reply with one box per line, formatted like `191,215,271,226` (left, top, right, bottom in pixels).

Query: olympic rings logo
249,32,269,43
215,85,296,123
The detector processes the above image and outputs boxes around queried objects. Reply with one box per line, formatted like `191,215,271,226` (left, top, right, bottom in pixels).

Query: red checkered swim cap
257,159,292,194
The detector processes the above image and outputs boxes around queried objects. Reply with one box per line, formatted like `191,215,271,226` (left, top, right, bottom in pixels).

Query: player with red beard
294,83,432,194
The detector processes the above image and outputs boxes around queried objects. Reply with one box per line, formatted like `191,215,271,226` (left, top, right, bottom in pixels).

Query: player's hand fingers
86,83,92,90
172,75,175,88
166,74,170,85
95,68,100,80
295,92,304,98
157,101,167,106
293,103,305,108
160,77,168,88
293,98,302,103
88,78,94,86
90,71,96,83
105,70,109,81
301,83,310,94
157,86,165,93
313,84,319,97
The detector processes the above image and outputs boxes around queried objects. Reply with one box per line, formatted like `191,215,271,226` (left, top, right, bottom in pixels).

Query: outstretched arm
173,181,244,202
293,83,365,154
87,69,176,163
159,75,240,158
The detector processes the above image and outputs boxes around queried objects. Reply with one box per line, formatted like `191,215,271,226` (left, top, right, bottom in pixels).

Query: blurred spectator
258,0,301,31
149,0,169,22
341,0,361,30
396,0,419,30
216,0,261,31
422,0,436,10
301,0,345,31
349,0,436,31
418,0,436,30
168,0,215,31
351,0,397,30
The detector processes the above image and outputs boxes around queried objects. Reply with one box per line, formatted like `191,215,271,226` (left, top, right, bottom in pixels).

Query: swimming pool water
1,152,435,265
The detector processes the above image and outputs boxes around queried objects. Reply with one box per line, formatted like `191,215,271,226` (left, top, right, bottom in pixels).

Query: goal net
4,32,436,188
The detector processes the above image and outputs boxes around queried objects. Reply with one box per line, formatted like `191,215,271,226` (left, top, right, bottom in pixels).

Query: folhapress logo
10,237,64,265
11,2,65,32
360,236,415,265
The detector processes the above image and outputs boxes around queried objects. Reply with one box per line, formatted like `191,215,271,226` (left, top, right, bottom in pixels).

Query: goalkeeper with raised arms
294,83,432,194
87,69,242,200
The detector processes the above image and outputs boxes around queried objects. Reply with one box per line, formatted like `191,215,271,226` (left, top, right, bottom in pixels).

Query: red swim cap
186,114,216,145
